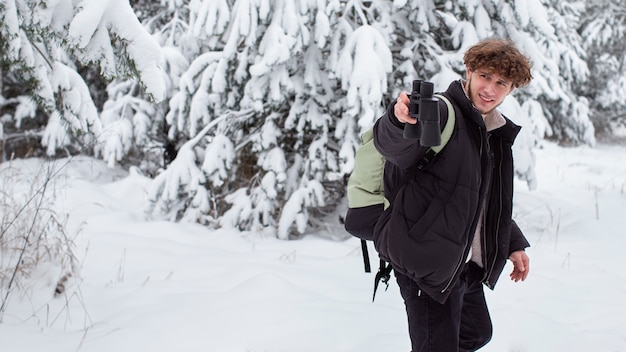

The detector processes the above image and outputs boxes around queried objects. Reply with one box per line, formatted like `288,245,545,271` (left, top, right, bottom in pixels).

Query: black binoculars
403,80,441,146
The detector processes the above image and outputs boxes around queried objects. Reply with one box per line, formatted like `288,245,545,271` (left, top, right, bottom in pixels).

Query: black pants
395,262,493,352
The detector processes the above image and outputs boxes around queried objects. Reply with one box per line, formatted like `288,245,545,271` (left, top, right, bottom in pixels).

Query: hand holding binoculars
403,80,441,147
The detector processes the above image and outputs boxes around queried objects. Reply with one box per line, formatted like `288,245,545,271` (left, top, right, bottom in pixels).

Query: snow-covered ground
1,141,626,351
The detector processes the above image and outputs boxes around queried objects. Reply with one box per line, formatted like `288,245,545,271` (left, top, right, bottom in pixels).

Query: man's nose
484,81,497,96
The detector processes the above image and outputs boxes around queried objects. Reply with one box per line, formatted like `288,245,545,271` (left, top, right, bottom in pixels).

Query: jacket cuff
387,101,405,129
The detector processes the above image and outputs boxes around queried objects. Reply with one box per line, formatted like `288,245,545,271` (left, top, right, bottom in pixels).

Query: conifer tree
579,0,626,139
0,0,165,161
146,0,599,236
145,0,587,236
3,0,604,238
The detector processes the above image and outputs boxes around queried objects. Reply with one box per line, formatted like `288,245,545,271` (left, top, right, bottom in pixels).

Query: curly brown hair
463,38,533,88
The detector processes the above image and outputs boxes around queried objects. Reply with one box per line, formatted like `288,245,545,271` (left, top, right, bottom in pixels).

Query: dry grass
0,158,80,322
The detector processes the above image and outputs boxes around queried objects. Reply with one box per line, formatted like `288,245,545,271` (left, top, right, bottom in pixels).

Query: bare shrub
0,158,80,321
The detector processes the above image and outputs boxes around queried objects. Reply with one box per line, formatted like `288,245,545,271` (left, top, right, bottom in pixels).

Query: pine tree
3,0,597,238
539,0,595,145
579,0,626,140
145,0,596,237
144,0,398,238
0,0,165,161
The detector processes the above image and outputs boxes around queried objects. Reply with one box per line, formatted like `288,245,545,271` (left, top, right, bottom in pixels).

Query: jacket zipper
483,139,504,287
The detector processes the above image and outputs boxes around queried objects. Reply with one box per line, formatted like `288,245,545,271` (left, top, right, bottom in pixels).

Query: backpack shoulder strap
431,94,455,154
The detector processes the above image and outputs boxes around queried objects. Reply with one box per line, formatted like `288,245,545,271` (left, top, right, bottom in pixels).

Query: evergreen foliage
578,0,626,139
0,0,165,161
2,0,624,238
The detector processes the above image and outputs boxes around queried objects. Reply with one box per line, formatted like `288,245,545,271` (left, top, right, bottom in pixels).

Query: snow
1,142,626,351
337,24,393,132
68,0,165,102
3,0,21,58
202,134,235,187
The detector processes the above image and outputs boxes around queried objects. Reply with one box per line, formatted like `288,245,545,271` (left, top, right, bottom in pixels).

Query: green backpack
344,94,456,298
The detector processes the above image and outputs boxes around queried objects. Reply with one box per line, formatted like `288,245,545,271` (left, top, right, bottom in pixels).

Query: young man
372,38,533,351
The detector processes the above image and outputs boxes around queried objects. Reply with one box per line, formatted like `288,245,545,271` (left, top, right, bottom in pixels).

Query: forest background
1,0,625,317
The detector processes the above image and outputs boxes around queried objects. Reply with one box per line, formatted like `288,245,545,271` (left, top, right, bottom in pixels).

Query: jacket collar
483,110,506,132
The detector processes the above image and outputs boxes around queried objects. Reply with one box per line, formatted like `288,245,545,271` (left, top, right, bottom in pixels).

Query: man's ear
465,67,472,78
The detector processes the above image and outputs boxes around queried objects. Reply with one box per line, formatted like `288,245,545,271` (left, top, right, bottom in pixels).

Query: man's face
465,68,515,115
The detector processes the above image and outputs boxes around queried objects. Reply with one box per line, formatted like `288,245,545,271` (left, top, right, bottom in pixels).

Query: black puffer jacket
372,80,530,304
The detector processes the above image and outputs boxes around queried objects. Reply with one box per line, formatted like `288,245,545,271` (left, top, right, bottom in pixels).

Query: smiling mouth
479,94,494,103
